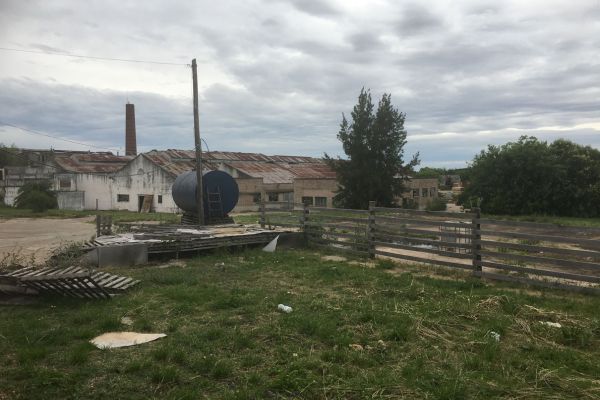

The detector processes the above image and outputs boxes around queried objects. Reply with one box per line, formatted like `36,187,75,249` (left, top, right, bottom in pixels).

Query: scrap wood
1,266,140,299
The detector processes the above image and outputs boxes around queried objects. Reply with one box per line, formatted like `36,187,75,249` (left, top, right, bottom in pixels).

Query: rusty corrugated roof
142,150,335,183
143,150,217,176
54,153,133,173
224,161,297,184
285,162,337,179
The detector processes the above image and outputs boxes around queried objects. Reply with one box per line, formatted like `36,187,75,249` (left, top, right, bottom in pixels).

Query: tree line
459,136,600,217
326,90,600,218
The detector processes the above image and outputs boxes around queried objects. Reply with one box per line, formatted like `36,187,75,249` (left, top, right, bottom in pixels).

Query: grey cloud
1,0,599,167
396,4,444,36
0,79,192,152
347,32,383,52
283,0,339,16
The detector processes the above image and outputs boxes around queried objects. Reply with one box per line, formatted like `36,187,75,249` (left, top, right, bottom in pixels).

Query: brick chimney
125,103,137,156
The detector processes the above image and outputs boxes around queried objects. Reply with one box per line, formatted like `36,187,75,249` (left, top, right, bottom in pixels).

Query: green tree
325,89,419,209
0,143,26,167
414,167,446,179
15,181,58,212
459,136,600,217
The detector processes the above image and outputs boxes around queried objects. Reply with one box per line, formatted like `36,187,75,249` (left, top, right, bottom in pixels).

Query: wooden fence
260,201,600,294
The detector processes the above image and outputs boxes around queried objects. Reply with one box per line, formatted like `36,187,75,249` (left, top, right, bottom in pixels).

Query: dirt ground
0,217,96,264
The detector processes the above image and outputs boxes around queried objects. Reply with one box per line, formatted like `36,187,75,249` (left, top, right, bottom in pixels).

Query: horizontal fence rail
260,201,600,294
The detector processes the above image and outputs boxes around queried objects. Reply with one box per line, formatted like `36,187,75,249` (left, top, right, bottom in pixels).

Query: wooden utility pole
192,59,204,225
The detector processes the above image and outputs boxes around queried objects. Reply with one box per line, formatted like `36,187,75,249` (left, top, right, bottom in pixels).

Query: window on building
252,193,261,203
412,189,419,197
430,187,436,197
0,169,4,180
59,178,71,189
302,196,314,206
421,188,428,197
117,194,130,202
315,197,327,207
158,195,163,204
268,192,278,202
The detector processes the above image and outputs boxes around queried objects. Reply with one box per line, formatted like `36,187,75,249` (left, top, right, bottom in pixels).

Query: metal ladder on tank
207,187,224,222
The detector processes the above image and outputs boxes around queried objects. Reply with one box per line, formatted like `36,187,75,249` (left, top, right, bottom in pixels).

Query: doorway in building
138,194,154,213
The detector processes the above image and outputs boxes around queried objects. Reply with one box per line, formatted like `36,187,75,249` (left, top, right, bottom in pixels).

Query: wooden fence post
302,202,309,243
260,199,266,228
472,207,481,275
96,215,112,236
368,201,376,259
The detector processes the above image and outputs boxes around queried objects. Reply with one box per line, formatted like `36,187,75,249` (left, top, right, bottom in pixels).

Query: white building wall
74,174,114,210
3,187,20,206
110,156,179,213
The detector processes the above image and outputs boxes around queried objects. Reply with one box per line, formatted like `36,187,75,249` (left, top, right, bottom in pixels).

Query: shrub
426,197,446,212
15,181,57,212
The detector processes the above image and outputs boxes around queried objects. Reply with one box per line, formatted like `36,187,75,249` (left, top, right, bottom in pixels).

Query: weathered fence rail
260,201,600,294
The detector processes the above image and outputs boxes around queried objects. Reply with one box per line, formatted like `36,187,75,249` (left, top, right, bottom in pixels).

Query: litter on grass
321,255,347,262
262,235,279,252
540,321,562,328
487,331,501,342
277,304,293,313
90,332,166,349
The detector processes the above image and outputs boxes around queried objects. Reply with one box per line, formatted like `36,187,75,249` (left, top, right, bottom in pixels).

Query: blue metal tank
171,170,239,217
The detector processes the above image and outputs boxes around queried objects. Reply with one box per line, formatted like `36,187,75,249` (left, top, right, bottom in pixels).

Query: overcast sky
1,0,599,168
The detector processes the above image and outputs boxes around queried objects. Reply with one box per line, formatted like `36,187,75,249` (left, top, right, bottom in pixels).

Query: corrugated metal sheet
143,150,335,183
54,153,133,173
225,161,297,184
270,155,319,164
143,150,216,176
286,163,337,179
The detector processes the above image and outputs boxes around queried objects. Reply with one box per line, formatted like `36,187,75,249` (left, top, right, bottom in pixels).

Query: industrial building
0,103,439,213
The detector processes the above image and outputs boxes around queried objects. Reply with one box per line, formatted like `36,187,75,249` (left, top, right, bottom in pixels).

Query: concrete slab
85,243,148,267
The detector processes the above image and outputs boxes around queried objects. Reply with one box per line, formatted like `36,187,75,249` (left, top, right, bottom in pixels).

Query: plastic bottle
277,304,293,313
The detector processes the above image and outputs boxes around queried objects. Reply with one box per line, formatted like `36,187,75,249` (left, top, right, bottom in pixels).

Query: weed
151,365,180,384
212,360,234,379
376,259,397,270
66,343,93,365
1,248,599,399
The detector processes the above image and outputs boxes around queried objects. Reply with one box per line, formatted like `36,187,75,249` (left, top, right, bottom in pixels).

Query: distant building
0,103,439,213
401,178,440,210
0,149,131,208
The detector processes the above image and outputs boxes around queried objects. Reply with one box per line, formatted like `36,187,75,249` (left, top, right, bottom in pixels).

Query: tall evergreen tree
325,88,419,209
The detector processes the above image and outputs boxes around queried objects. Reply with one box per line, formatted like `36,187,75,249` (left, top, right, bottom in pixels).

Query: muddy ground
0,217,96,264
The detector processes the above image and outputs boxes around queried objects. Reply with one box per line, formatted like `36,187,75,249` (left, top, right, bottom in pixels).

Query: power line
0,46,189,66
0,121,120,152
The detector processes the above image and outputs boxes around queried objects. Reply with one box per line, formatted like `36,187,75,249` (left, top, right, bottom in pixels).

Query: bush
426,197,446,212
15,181,58,212
459,136,600,217
402,199,419,209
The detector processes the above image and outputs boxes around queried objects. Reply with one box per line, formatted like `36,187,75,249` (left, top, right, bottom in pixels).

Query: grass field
483,214,600,228
0,206,180,224
1,249,599,399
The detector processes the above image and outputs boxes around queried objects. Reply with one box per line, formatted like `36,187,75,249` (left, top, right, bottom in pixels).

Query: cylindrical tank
172,170,239,217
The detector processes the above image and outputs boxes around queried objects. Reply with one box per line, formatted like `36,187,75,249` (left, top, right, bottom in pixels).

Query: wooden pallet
3,266,140,299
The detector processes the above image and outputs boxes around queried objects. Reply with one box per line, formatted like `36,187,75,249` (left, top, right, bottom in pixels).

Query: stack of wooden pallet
1,266,139,299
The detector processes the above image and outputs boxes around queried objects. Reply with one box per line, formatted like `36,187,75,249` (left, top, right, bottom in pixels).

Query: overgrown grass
231,212,261,225
485,213,600,228
1,249,599,399
0,206,180,224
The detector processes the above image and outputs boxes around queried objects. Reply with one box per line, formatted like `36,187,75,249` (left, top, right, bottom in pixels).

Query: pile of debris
83,223,283,258
0,266,139,300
